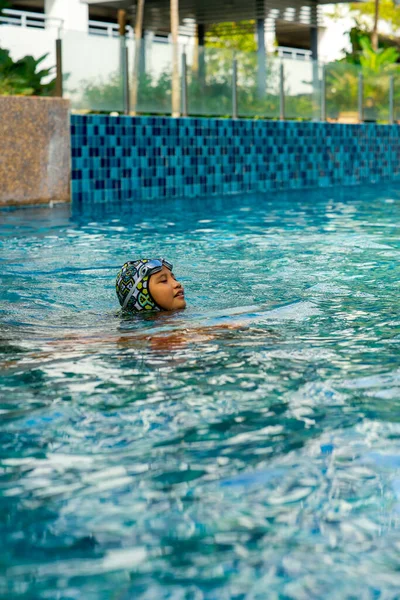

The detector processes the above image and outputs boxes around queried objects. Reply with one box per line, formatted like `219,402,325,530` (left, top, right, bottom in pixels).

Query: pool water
1,185,400,599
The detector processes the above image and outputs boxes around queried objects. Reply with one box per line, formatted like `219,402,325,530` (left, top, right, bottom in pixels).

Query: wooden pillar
372,0,380,51
171,0,180,117
118,8,127,36
131,0,145,115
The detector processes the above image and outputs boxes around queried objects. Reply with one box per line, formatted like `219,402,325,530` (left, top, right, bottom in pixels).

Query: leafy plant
75,22,400,123
77,70,172,113
326,36,400,121
78,71,124,112
358,35,399,71
0,0,55,96
343,26,400,65
0,48,55,96
205,20,258,53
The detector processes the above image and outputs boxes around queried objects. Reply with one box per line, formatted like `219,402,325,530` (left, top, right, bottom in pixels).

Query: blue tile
70,114,400,203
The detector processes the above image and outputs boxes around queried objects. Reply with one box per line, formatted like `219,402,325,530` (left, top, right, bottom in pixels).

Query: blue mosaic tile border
71,115,400,204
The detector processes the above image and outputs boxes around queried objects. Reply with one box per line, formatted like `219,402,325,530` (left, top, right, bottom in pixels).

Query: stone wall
70,115,400,205
0,96,70,206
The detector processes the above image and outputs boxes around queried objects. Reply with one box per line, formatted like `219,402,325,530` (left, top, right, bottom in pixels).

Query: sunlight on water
1,185,400,599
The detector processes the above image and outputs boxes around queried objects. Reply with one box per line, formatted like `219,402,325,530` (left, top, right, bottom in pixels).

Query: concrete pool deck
0,96,70,207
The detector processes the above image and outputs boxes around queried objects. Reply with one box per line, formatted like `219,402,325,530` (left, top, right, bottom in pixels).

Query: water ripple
1,185,400,598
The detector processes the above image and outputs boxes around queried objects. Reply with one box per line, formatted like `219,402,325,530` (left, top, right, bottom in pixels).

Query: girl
116,258,186,313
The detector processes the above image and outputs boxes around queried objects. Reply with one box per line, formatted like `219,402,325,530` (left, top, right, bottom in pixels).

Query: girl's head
116,258,186,313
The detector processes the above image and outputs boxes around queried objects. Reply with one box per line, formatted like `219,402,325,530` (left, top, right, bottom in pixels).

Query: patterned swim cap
116,258,173,312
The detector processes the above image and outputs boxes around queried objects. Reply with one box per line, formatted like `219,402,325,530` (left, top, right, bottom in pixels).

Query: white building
0,0,364,68
319,4,354,62
0,1,98,71
0,0,377,112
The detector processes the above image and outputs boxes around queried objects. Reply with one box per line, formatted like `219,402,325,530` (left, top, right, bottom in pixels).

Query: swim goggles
136,258,173,279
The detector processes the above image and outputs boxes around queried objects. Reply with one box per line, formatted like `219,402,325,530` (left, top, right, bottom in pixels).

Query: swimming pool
1,185,400,598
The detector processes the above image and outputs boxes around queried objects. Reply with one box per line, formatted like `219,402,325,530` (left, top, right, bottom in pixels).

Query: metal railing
0,8,63,30
0,9,134,39
277,46,312,61
88,20,133,38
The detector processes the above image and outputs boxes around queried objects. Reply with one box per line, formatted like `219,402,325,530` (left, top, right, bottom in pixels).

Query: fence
59,30,400,123
0,8,62,30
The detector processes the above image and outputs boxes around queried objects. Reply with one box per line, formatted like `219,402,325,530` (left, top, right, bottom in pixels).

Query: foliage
76,20,400,123
0,48,55,96
325,62,359,118
136,72,172,113
350,0,400,32
77,48,320,120
343,32,400,67
326,36,400,121
358,36,399,70
192,21,318,118
205,21,257,53
78,71,172,113
78,72,124,112
0,0,55,96
76,20,261,116
341,25,400,63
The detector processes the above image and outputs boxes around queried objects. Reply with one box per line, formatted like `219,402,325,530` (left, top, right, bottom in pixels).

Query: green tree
351,0,400,32
326,36,400,121
205,21,257,52
358,35,399,70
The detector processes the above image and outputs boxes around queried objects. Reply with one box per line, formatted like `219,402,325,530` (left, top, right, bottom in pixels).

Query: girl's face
149,266,186,311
